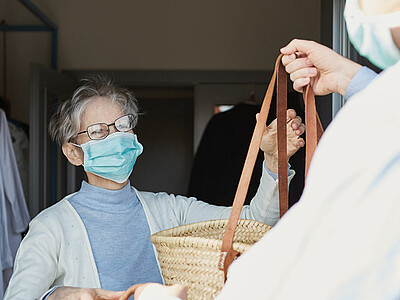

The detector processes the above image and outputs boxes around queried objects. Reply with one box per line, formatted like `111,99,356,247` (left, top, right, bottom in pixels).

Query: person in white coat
3,75,305,300
215,0,400,299
133,0,400,298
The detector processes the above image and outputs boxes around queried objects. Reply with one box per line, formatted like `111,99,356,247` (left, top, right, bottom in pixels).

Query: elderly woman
4,76,305,300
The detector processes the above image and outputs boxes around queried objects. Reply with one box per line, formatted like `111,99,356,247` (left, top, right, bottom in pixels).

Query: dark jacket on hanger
187,92,305,208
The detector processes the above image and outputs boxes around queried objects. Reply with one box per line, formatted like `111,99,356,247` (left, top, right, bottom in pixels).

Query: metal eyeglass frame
75,114,137,140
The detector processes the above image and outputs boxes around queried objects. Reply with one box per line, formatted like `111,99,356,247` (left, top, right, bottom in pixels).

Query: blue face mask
73,132,143,183
344,0,400,70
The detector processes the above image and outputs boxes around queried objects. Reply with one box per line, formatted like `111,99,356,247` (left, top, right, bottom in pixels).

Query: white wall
1,0,321,123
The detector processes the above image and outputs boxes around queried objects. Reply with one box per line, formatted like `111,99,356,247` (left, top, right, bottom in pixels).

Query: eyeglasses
76,114,137,140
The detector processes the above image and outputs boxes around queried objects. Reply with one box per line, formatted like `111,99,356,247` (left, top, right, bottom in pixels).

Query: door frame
30,64,77,217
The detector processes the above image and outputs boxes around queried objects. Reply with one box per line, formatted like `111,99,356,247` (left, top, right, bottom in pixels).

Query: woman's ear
62,143,84,166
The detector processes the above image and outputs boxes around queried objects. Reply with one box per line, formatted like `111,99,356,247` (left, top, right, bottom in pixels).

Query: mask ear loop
67,140,85,167
69,142,81,148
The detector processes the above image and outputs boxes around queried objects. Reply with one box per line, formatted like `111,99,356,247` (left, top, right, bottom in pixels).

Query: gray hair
49,75,139,145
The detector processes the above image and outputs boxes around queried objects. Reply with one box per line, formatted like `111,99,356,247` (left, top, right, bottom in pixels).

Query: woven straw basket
151,219,271,300
118,55,323,300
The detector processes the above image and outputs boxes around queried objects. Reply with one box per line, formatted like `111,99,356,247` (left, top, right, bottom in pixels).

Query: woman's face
76,96,126,145
62,96,136,188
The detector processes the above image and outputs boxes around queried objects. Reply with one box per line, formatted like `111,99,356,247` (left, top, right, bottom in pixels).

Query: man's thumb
96,289,125,300
280,39,315,55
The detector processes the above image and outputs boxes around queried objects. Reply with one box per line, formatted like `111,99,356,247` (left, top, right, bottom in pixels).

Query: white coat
216,62,400,299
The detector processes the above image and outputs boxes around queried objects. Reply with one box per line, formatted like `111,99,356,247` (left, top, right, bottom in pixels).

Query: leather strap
303,85,324,181
277,55,288,218
218,54,324,281
218,55,282,279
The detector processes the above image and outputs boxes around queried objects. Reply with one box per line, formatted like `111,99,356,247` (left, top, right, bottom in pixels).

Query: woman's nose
109,124,118,134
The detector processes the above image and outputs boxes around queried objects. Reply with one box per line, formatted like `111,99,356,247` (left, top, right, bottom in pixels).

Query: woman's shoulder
31,194,78,227
134,188,170,200
134,187,186,203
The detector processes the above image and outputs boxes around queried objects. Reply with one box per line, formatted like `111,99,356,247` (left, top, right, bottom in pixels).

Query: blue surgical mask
73,132,143,183
344,0,400,70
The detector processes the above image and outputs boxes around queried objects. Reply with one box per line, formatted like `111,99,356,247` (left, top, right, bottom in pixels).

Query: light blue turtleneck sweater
67,181,163,291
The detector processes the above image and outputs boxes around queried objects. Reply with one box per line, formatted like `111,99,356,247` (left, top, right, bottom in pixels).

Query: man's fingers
280,39,317,56
95,289,125,300
282,52,308,67
293,77,311,92
283,55,316,93
281,54,296,66
80,293,95,300
168,284,188,299
285,57,314,74
289,67,317,83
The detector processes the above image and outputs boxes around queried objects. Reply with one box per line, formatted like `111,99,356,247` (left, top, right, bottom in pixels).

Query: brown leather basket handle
304,85,323,180
218,54,324,280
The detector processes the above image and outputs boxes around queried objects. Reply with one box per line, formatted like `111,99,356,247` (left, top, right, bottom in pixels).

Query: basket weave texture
150,219,272,300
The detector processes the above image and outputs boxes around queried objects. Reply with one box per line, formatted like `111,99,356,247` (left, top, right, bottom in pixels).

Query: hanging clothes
7,121,29,202
0,108,30,297
187,91,306,207
187,102,265,206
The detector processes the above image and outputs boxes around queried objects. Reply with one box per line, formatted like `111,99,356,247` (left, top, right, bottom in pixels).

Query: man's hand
260,109,305,173
280,39,362,96
48,286,124,300
134,283,187,300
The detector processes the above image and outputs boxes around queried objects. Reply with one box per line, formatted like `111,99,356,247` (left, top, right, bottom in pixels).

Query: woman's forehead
80,96,124,127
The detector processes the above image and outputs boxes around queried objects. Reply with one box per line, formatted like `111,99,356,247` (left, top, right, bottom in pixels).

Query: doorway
128,87,194,196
